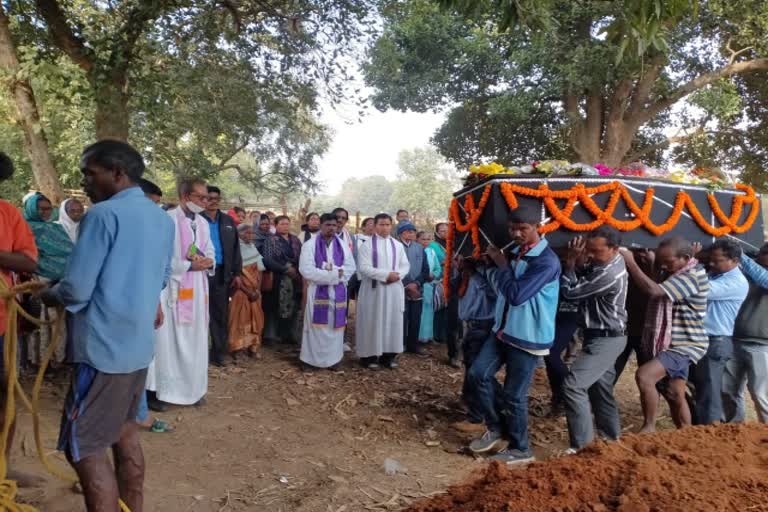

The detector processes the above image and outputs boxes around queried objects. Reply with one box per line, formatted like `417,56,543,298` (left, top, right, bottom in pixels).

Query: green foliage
365,0,768,181
1,0,374,199
389,146,458,221
336,176,395,215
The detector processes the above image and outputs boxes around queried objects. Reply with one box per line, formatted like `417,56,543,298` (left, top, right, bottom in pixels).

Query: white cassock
146,209,215,405
299,236,357,368
355,235,410,358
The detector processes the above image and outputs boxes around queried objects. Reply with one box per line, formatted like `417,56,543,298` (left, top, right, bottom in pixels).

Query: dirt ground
8,333,722,511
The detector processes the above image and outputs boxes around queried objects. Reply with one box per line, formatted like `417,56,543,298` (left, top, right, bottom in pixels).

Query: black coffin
450,175,763,253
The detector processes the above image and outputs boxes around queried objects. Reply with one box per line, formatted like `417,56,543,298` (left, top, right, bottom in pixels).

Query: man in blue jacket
467,207,560,465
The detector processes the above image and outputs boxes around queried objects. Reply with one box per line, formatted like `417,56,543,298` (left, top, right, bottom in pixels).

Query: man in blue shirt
203,186,241,366
453,256,497,427
44,140,174,512
466,207,560,465
692,239,748,425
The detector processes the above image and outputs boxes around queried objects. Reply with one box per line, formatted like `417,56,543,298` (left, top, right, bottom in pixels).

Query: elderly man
147,178,216,408
621,237,709,432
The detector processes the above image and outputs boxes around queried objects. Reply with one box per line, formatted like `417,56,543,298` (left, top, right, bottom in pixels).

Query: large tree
0,3,63,202
365,0,768,175
1,0,372,198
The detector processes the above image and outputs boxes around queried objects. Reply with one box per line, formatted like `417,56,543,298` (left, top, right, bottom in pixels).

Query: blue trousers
467,334,539,452
690,336,732,425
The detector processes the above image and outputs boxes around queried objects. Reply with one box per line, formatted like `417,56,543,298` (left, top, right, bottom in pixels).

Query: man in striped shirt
561,226,628,450
621,237,709,433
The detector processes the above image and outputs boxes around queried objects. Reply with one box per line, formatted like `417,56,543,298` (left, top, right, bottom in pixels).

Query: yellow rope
0,278,130,512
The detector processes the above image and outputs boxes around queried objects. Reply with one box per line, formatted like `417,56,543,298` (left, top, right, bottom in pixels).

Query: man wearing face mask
146,178,216,409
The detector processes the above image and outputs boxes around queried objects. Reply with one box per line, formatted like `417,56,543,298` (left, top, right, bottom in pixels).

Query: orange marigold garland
445,180,759,288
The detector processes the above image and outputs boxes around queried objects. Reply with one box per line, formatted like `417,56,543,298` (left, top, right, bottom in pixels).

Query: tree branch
110,0,176,74
34,0,94,72
638,58,768,125
215,140,250,172
624,133,692,163
628,58,664,114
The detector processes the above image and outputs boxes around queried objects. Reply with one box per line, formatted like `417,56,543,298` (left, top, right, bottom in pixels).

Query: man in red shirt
0,152,41,486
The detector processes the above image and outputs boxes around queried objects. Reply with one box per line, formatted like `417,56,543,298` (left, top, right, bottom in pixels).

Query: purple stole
312,235,347,329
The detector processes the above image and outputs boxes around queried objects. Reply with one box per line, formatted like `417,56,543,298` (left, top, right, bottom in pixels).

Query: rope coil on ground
0,278,130,512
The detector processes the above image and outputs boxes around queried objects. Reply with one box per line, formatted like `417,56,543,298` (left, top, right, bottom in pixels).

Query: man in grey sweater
723,243,768,423
399,222,430,357
560,226,628,450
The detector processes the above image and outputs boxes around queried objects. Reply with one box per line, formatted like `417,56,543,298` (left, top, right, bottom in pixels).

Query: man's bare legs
636,359,668,433
71,422,144,512
665,378,692,428
113,422,144,512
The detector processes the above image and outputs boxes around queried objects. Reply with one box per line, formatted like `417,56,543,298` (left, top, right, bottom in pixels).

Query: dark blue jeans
461,319,495,423
467,334,539,452
545,312,579,404
691,335,733,425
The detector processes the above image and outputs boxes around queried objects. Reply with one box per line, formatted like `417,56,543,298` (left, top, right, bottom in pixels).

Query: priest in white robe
355,213,410,369
299,213,356,369
146,178,215,406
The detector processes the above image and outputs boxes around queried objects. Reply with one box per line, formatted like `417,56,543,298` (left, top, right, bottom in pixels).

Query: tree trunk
93,76,130,141
0,6,64,203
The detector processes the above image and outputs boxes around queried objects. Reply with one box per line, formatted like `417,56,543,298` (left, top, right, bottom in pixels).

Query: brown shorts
58,364,147,463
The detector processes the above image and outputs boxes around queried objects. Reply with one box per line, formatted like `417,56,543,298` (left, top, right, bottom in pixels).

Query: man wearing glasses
203,186,242,367
146,177,216,410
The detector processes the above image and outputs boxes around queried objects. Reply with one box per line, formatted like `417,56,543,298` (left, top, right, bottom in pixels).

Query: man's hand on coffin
565,236,586,270
486,244,506,268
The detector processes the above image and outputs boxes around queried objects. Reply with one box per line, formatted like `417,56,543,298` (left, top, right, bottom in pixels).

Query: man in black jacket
204,186,242,366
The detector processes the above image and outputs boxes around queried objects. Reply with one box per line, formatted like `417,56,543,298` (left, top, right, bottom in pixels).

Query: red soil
408,423,768,512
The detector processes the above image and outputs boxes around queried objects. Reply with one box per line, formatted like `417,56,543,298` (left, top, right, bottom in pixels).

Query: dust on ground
9,337,721,511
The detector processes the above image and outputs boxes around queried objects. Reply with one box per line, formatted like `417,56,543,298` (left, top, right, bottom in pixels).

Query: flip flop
148,419,175,433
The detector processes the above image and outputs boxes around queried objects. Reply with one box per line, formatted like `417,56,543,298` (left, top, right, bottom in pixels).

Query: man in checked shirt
560,226,629,452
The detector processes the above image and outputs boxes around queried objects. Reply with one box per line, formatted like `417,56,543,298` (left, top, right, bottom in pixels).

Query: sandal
148,419,175,433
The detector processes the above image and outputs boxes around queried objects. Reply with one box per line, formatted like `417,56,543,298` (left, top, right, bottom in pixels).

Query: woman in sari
22,192,74,367
418,231,442,343
228,224,266,358
262,215,303,343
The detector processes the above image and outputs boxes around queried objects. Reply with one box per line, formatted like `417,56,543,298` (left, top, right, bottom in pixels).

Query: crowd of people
2,141,768,510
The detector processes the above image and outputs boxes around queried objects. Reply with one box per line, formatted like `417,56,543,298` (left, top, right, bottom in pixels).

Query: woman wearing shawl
301,212,321,242
298,213,356,369
254,214,272,254
23,193,73,281
418,231,442,342
57,198,85,243
228,224,265,358
262,215,303,343
23,192,74,367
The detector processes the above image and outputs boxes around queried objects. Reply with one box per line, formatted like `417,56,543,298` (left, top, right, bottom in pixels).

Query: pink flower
595,164,614,176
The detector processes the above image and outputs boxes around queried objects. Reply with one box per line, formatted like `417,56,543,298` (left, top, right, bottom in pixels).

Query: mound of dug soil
408,423,768,512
